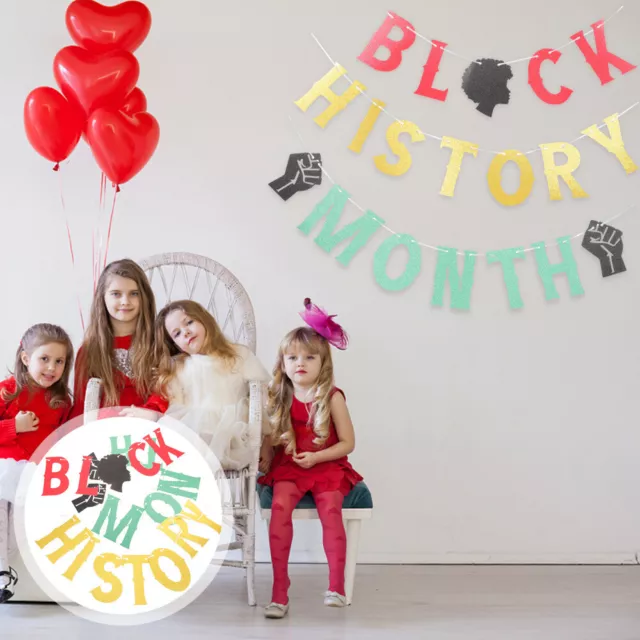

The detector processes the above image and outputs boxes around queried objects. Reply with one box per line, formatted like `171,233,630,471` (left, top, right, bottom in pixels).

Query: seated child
156,300,271,469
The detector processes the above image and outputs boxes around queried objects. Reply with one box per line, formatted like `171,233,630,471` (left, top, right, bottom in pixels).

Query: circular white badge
13,413,232,625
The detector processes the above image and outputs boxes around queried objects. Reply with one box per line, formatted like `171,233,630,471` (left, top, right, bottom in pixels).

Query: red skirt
258,448,363,496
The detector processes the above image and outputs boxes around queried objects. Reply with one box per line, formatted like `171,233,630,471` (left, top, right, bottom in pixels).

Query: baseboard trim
256,551,640,565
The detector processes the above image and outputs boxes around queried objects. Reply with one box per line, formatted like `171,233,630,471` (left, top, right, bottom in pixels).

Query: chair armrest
84,378,102,423
247,380,266,472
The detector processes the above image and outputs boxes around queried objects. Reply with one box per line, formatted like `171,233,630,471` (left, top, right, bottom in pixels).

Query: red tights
269,481,346,605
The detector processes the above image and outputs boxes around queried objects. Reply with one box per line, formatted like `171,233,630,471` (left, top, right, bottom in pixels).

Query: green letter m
298,185,384,266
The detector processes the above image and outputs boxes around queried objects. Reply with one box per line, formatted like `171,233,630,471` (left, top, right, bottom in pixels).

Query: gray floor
2,564,640,639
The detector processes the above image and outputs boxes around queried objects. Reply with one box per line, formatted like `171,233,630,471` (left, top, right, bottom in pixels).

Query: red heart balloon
24,87,84,165
54,46,139,118
120,87,147,116
66,0,151,54
87,109,159,185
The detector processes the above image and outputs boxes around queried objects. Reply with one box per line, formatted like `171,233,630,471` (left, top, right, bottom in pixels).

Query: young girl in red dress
71,259,167,420
259,299,362,618
0,323,74,602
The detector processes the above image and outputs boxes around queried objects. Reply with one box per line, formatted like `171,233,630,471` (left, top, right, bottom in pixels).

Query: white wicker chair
83,252,264,606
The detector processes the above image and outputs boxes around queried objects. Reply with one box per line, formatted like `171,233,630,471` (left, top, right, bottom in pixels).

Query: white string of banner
308,33,640,156
287,115,637,257
388,5,625,67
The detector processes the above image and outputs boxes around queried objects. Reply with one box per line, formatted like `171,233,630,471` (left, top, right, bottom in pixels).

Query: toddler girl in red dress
259,299,362,618
0,323,74,602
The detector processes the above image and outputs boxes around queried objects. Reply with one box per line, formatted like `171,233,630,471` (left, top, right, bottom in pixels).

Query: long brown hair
267,327,334,454
2,323,74,409
78,259,157,407
154,300,237,392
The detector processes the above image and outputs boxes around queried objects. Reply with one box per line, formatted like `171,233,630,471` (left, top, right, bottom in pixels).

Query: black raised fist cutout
582,221,626,278
72,452,131,514
269,153,322,201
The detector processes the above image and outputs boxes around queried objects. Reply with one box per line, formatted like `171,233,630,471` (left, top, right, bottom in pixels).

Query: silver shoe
324,591,348,607
264,602,289,619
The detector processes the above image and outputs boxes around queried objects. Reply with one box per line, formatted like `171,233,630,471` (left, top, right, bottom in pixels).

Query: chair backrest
139,252,257,353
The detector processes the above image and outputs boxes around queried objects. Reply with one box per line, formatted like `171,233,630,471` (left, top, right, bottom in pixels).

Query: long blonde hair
268,327,334,454
3,323,74,409
154,300,237,392
77,259,157,407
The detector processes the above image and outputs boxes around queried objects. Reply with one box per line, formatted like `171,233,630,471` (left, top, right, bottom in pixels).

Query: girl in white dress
155,300,272,470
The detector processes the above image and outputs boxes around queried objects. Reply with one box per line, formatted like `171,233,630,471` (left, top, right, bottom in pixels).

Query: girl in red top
71,259,167,420
0,323,74,602
259,299,362,618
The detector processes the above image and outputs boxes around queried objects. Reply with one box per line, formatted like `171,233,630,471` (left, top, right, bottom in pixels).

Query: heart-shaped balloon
24,87,85,165
87,109,159,185
66,0,152,54
54,46,139,118
120,87,147,116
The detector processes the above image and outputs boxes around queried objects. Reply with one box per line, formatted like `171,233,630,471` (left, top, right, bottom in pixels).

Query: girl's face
283,343,322,388
165,309,206,355
21,342,68,388
104,275,141,327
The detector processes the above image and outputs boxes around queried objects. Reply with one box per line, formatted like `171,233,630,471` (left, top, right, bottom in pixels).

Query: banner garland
277,118,634,310
311,33,640,155
382,6,624,67
299,37,640,206
278,9,639,310
357,7,632,111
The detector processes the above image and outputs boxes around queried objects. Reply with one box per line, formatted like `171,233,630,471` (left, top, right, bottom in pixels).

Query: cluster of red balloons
24,0,159,186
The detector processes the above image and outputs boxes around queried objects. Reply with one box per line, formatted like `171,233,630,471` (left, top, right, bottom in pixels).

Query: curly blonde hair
268,327,334,454
154,300,238,393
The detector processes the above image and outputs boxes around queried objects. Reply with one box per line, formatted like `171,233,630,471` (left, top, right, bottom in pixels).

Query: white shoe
324,591,348,607
264,602,289,619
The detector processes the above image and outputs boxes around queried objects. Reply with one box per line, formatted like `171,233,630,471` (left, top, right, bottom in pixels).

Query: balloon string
103,186,119,269
97,172,106,277
99,172,105,209
92,233,97,294
94,172,106,292
58,169,85,332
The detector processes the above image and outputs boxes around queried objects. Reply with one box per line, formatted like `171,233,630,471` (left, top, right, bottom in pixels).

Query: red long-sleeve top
70,335,168,419
0,377,71,462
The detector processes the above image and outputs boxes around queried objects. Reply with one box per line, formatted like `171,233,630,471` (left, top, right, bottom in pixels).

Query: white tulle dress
163,345,271,470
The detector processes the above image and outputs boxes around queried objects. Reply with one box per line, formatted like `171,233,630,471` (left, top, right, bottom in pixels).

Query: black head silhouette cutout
462,58,513,117
96,454,131,493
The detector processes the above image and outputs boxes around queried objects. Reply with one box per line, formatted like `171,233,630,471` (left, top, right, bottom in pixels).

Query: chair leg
245,514,256,608
344,519,361,605
245,472,257,607
246,559,256,607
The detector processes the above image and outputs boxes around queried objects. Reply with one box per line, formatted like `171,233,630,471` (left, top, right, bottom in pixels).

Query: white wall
1,0,640,564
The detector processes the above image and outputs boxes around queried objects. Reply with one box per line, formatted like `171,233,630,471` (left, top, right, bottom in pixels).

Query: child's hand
16,411,39,433
259,446,273,473
293,451,318,469
259,454,272,474
119,406,158,422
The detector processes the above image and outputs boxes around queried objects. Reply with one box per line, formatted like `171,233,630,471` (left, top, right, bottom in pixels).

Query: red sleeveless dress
259,388,363,495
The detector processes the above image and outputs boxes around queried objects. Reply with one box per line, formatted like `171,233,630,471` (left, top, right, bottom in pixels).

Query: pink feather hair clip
299,298,349,350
